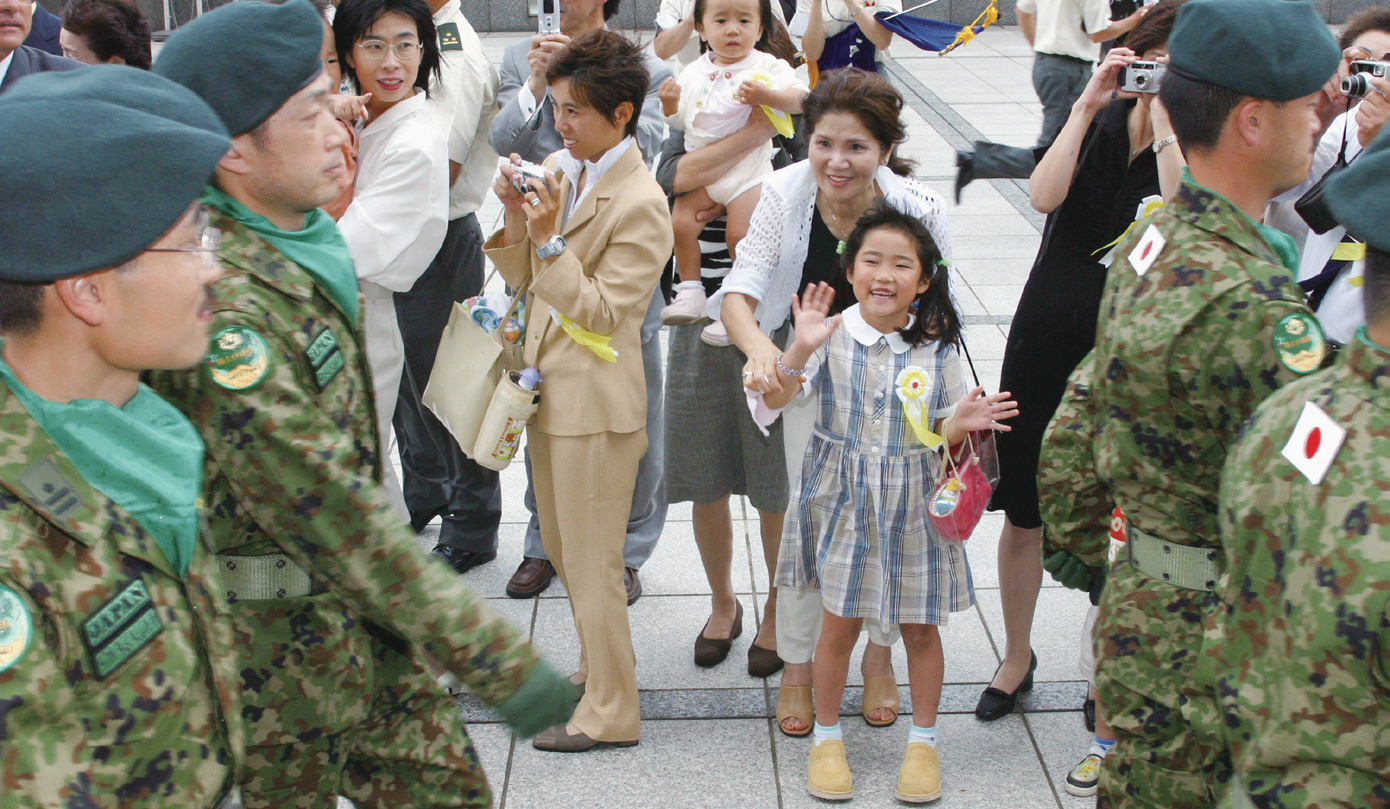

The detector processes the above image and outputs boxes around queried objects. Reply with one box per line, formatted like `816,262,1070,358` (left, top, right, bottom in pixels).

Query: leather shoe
624,567,642,606
431,545,496,575
974,650,1037,721
409,505,443,534
954,150,975,204
747,642,783,678
531,725,638,752
506,557,556,599
693,601,743,667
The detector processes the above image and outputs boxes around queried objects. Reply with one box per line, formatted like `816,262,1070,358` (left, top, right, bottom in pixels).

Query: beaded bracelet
776,353,805,377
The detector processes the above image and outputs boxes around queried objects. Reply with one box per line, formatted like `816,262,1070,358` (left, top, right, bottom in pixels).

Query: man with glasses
0,65,242,808
147,2,578,807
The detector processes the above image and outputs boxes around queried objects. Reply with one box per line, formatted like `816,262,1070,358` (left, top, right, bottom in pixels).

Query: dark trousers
970,52,1094,180
393,213,502,552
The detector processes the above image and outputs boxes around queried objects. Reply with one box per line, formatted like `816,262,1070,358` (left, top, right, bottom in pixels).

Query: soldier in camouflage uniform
147,3,577,808
0,68,243,807
1196,128,1390,809
1036,1,1340,806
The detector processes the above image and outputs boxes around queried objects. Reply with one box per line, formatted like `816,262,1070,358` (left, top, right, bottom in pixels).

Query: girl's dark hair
334,0,441,98
840,200,958,347
803,68,915,177
61,0,151,69
1117,0,1182,59
692,0,799,66
545,29,649,139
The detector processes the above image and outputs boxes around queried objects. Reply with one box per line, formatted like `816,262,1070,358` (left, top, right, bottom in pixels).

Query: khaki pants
529,428,646,742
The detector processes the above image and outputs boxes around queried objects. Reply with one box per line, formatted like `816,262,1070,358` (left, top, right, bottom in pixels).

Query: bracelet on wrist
1153,135,1178,154
776,353,805,377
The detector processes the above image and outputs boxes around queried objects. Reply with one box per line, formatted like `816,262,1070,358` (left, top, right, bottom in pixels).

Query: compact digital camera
509,161,550,194
1341,59,1390,98
538,0,559,34
1118,61,1166,94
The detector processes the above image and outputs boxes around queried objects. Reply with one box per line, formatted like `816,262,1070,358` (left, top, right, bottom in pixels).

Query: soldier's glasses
144,208,222,270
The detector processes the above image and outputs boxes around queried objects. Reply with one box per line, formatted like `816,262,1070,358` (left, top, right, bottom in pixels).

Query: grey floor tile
1026,709,1101,807
950,213,1043,237
972,283,1027,316
635,518,757,597
951,235,1042,262
959,323,1008,361
503,719,779,809
974,587,1094,684
468,722,516,796
953,256,1036,285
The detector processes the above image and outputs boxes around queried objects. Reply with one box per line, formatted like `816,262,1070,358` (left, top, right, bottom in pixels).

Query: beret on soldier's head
155,0,324,136
1326,126,1390,253
1168,0,1339,102
0,66,230,284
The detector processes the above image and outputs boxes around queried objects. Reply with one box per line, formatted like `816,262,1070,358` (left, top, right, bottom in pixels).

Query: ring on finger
530,196,541,207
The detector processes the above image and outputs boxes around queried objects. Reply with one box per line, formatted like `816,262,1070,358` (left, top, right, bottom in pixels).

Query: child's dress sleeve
744,342,829,435
930,341,970,421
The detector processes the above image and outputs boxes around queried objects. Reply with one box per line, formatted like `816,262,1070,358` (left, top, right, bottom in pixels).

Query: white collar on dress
842,304,914,354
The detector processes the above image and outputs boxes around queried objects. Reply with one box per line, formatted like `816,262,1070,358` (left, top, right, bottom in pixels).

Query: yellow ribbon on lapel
895,366,945,450
555,311,619,362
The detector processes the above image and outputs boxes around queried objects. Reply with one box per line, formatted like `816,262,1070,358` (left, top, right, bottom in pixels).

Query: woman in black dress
974,0,1188,721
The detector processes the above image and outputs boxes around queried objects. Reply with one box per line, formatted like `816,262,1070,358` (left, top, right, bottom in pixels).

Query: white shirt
427,0,501,219
790,0,903,62
1014,0,1109,62
553,135,634,225
0,52,13,87
655,0,790,72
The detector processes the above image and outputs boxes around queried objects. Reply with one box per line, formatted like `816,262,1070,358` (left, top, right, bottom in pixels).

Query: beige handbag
421,272,528,456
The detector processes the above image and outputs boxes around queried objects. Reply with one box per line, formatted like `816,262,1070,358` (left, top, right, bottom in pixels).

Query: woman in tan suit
486,29,674,752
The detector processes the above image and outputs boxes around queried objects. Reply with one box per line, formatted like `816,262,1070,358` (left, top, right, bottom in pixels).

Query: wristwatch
1153,135,1178,154
537,234,567,259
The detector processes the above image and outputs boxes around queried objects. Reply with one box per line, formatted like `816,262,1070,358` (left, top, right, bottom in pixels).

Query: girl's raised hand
789,282,838,352
952,386,1019,433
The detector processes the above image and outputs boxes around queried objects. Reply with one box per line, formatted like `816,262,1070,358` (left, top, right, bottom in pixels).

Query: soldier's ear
217,140,253,176
52,274,107,328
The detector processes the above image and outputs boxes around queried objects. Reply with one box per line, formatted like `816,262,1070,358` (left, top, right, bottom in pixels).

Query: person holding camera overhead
488,0,672,606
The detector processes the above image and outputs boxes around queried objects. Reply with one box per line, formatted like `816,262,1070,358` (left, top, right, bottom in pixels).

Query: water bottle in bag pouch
471,368,541,471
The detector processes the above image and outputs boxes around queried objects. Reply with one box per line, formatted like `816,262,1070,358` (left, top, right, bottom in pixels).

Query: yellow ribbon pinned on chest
551,308,618,362
895,366,945,450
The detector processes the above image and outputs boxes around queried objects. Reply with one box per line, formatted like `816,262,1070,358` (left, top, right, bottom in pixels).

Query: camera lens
1134,73,1150,89
1342,74,1370,98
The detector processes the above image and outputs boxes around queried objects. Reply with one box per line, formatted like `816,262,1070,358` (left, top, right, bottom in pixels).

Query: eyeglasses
354,39,421,62
1343,45,1390,62
144,207,222,270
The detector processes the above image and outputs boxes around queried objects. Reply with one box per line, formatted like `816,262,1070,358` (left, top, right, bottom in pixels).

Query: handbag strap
957,336,982,389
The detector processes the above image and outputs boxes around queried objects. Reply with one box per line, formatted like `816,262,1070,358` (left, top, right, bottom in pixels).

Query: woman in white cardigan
712,68,953,737
335,0,449,514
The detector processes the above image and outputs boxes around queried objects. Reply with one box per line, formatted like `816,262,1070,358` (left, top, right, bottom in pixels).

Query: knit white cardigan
708,161,953,335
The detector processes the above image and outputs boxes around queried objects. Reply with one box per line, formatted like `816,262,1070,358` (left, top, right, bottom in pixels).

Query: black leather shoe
693,602,743,667
1083,695,1096,733
431,545,496,575
974,650,1037,721
410,505,444,534
954,150,975,205
624,567,642,606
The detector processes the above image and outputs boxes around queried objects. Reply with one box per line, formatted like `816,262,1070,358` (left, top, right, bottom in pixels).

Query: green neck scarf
202,185,359,323
0,350,203,576
1183,169,1300,271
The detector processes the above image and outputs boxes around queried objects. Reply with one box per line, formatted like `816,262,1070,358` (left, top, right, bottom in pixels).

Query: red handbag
927,339,1000,542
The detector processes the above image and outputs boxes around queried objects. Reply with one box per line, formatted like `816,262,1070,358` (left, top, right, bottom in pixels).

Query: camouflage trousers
1094,561,1230,809
240,635,490,809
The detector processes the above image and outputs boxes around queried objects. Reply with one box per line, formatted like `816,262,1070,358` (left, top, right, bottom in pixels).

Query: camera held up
1119,61,1166,94
1342,60,1390,98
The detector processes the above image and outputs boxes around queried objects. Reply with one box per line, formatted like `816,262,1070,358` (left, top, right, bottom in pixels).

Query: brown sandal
776,684,813,737
862,675,901,727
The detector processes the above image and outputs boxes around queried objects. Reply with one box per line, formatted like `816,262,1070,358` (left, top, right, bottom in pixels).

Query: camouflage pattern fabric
0,382,243,808
1195,331,1390,809
1038,177,1322,809
145,210,546,808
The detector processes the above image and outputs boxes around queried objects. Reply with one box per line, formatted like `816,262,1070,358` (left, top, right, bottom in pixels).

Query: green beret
1326,127,1390,253
0,66,230,284
1168,0,1338,102
155,0,324,136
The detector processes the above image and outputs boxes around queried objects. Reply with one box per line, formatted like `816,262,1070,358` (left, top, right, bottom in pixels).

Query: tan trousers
529,428,646,742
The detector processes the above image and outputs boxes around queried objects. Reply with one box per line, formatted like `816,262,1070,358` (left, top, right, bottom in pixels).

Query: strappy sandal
861,676,901,727
776,684,813,737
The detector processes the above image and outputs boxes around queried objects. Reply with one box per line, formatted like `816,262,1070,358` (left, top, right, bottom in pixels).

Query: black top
804,206,855,315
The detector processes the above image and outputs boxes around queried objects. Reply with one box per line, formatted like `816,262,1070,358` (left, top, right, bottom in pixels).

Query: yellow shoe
896,742,942,803
807,739,854,801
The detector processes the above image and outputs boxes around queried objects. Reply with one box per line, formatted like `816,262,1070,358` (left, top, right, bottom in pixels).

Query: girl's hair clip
936,258,951,268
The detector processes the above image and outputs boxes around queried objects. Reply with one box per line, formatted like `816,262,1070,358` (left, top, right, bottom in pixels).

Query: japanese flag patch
1128,225,1166,277
1280,401,1345,485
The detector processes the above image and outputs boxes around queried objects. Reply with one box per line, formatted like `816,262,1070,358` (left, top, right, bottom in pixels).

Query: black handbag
1294,115,1351,235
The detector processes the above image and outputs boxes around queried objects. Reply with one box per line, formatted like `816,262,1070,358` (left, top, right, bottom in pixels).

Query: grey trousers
520,291,667,569
970,52,1093,180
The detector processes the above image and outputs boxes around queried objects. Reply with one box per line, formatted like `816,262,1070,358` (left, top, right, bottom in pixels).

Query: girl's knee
898,623,940,647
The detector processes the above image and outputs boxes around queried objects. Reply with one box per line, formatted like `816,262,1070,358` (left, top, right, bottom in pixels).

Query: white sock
1090,736,1115,757
813,722,843,746
908,724,937,747
675,280,704,292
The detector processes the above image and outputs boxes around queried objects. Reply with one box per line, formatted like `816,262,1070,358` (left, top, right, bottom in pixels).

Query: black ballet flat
974,650,1037,721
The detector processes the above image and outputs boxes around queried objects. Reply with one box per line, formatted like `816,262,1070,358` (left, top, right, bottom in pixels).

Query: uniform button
275,559,287,569
225,560,237,570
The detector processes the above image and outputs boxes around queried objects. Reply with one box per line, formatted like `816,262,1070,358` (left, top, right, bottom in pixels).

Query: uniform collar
843,304,913,354
1348,326,1390,394
1173,170,1298,271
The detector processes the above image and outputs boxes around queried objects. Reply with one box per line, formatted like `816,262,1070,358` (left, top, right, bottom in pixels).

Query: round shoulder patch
1273,313,1327,375
0,585,33,674
206,326,273,391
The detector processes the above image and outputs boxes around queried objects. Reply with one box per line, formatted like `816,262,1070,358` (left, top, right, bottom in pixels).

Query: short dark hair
1365,245,1390,326
1158,70,1246,155
841,200,958,347
0,281,46,336
61,0,151,69
803,68,916,177
334,0,441,98
545,30,648,139
1119,0,1182,60
1339,6,1390,51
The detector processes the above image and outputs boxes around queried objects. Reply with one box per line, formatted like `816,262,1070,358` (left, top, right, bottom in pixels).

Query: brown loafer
624,567,642,606
531,725,638,753
506,557,555,599
693,601,743,667
747,642,784,678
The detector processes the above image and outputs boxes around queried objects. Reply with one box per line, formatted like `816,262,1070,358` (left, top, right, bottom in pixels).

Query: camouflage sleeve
1037,349,1111,567
190,311,543,706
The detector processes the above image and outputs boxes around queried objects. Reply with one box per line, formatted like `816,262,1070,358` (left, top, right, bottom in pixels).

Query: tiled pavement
350,25,1106,809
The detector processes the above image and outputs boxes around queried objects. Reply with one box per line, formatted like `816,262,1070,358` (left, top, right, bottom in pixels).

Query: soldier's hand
494,659,581,738
1042,548,1098,593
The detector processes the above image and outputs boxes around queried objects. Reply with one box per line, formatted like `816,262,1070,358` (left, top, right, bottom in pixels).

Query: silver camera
538,0,559,34
1341,59,1390,98
1119,61,1166,94
509,161,550,194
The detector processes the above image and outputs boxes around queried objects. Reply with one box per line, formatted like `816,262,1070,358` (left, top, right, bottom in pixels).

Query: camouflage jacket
1038,176,1323,565
0,381,242,808
1197,330,1390,809
145,211,541,745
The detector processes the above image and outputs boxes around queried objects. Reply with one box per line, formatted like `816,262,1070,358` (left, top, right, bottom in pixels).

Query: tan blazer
485,141,673,436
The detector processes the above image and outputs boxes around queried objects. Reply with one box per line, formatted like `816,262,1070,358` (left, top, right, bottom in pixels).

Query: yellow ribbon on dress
554,310,619,362
748,72,796,138
895,366,945,450
1094,195,1166,257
